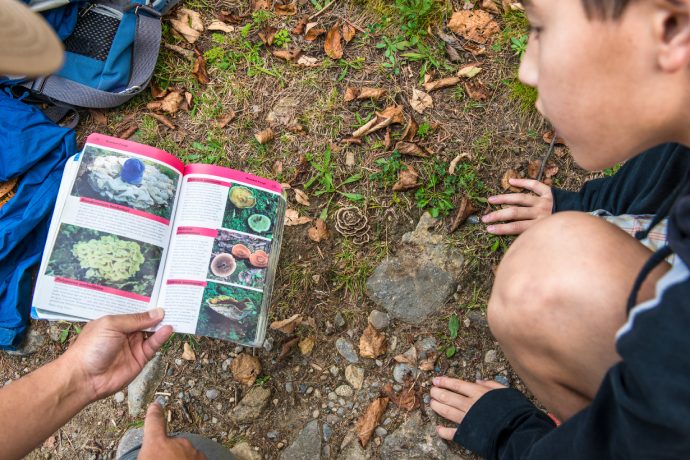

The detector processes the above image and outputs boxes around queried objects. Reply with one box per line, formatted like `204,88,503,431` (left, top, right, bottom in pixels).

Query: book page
33,134,184,320
158,164,285,346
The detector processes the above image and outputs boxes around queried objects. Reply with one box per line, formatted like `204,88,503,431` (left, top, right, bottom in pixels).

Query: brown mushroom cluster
335,206,371,245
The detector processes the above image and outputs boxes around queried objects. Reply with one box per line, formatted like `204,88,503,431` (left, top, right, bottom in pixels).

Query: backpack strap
24,7,161,108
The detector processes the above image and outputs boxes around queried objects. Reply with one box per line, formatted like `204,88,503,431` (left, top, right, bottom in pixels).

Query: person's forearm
0,355,92,459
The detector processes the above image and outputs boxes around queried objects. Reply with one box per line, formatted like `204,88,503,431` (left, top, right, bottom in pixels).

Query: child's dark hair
582,0,635,18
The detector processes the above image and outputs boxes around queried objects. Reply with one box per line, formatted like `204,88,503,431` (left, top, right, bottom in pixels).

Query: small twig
163,42,194,61
309,0,337,20
338,15,366,34
536,132,558,182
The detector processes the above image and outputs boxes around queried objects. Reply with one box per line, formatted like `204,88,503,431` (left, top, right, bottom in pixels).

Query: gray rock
280,420,321,460
230,387,272,424
328,391,338,401
381,412,455,459
375,427,388,437
263,337,274,352
229,441,261,460
338,434,370,460
323,423,332,441
495,375,510,386
206,388,220,400
393,363,420,384
484,349,498,364
267,430,279,440
334,313,346,330
366,214,464,325
345,365,364,390
221,358,233,371
335,385,353,398
114,391,125,404
266,96,301,127
127,353,165,417
368,310,390,330
416,337,438,356
336,338,359,363
285,382,294,393
6,329,44,356
467,310,488,328
329,365,339,377
48,323,62,342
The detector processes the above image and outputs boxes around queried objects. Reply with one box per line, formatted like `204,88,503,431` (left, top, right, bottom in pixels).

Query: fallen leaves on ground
457,63,482,78
285,209,313,226
448,10,500,44
212,111,236,129
449,195,476,233
324,23,343,59
271,45,302,61
304,23,326,41
89,109,107,126
352,105,404,138
418,351,439,371
482,0,501,13
394,142,429,158
259,26,278,45
251,0,269,11
464,79,489,101
342,22,356,42
401,116,418,142
299,336,315,356
394,345,417,365
193,54,210,85
181,342,196,361
501,169,523,192
543,130,567,146
231,354,262,386
356,397,389,447
207,21,234,33
292,16,309,34
170,9,204,44
307,218,329,242
116,124,138,139
359,324,387,358
147,90,183,114
410,89,433,114
448,152,471,175
278,336,299,360
270,314,302,334
382,382,421,411
392,163,420,191
297,55,320,67
293,188,311,206
149,113,175,129
274,1,296,15
255,128,274,144
423,76,460,92
527,159,559,180
344,87,386,102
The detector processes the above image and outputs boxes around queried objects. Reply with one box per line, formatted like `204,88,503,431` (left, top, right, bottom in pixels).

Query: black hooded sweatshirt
454,143,690,459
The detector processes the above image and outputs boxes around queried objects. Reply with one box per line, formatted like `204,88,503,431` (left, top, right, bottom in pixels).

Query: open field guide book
32,134,286,346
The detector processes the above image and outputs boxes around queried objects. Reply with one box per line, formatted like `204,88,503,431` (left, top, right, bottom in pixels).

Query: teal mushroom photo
247,214,271,233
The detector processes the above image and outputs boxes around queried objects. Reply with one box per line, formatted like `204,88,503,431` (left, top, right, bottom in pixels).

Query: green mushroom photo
45,224,162,297
222,184,281,239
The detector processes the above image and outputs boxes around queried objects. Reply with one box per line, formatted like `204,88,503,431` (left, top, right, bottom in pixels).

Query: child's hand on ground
430,376,506,440
482,178,553,235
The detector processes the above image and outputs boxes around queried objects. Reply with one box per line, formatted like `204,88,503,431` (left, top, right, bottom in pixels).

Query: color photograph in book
222,185,282,239
197,282,263,345
45,224,163,297
208,230,272,289
71,145,179,220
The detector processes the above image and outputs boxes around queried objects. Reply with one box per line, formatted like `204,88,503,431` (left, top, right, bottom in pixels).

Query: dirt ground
1,0,597,458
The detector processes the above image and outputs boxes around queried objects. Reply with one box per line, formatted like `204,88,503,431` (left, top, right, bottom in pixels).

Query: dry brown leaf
342,22,356,42
401,116,418,142
149,113,175,129
343,86,386,102
352,105,404,138
212,111,236,129
181,342,196,361
464,79,489,101
554,145,568,158
449,152,471,175
294,188,311,206
393,346,417,365
501,169,523,192
527,159,541,179
359,324,387,358
299,336,315,356
89,109,108,126
423,76,461,92
255,128,274,144
270,314,303,334
116,124,138,139
170,9,204,44
307,218,329,242
418,351,439,371
274,2,297,15
356,397,389,447
383,127,392,151
542,130,567,146
259,26,278,45
193,54,210,85
150,84,168,99
304,23,326,41
457,63,482,78
410,89,433,114
394,141,429,158
147,91,183,114
482,0,501,14
544,161,559,179
184,91,193,110
447,10,500,44
296,55,320,67
251,0,269,11
278,337,299,360
392,164,420,191
271,46,302,61
324,23,343,59
273,160,283,176
382,382,420,411
285,209,313,226
207,20,234,33
445,43,462,62
231,354,262,385
292,15,309,34
449,195,476,233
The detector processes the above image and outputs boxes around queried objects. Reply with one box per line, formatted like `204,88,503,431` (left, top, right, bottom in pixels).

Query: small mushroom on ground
231,244,252,259
249,250,269,268
210,253,237,277
229,186,256,209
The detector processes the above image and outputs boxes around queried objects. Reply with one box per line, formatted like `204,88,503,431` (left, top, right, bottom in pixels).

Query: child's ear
654,0,690,72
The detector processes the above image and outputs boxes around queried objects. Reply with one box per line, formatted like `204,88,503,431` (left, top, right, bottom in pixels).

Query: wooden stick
338,15,366,34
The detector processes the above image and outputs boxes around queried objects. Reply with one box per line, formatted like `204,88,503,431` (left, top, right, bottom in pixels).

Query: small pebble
329,365,339,376
114,392,125,404
336,407,345,416
328,392,337,401
383,417,392,426
221,358,233,371
334,313,346,330
393,384,402,392
423,394,431,404
263,337,274,352
306,387,314,395
368,310,390,330
205,389,219,400
267,431,279,440
212,417,218,424
484,349,498,364
175,359,182,366
495,375,510,386
312,409,319,418
277,442,284,449
323,423,332,441
285,382,294,393
375,427,387,437
335,384,353,398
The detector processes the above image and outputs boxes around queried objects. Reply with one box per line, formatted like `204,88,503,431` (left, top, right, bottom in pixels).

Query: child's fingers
477,379,508,390
430,387,473,412
430,399,466,424
487,193,540,207
508,178,552,196
437,426,457,441
486,220,535,235
483,206,540,224
432,376,487,398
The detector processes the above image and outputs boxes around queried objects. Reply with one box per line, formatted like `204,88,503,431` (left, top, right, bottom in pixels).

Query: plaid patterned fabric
592,211,676,265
